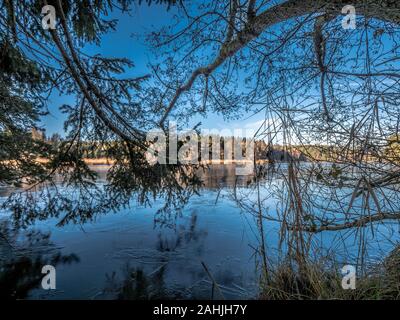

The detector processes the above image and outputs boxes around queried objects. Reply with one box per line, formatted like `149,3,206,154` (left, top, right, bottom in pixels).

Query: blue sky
41,3,266,137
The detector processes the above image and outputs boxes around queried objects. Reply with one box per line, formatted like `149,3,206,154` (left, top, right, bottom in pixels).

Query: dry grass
260,247,400,300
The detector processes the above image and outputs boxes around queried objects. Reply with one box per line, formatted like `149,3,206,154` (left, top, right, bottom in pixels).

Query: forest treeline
27,128,400,163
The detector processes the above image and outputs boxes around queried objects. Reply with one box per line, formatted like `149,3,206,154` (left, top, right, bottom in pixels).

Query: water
0,165,266,299
0,164,399,299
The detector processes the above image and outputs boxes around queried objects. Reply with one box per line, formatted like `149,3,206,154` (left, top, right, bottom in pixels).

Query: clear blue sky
41,3,267,138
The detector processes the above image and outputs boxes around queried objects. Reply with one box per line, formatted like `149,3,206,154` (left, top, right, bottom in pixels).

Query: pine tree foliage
0,0,199,226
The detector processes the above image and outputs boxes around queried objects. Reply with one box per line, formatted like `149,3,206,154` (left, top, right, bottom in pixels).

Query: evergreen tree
0,0,201,226
0,38,51,186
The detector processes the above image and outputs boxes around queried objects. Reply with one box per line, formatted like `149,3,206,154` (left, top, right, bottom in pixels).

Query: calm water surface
0,165,266,299
0,164,398,299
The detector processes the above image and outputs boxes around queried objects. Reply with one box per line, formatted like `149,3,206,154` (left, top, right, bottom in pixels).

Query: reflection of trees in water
100,263,248,300
3,163,203,228
198,165,255,189
0,221,79,299
156,213,207,253
97,213,217,299
100,264,186,300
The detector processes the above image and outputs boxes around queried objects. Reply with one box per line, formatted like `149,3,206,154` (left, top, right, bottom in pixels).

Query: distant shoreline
32,158,269,165
3,157,386,166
